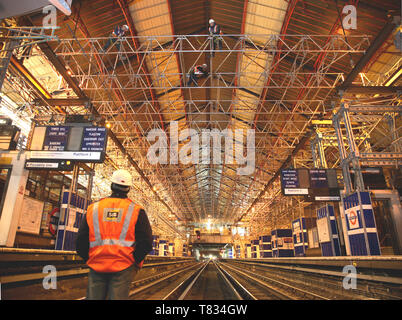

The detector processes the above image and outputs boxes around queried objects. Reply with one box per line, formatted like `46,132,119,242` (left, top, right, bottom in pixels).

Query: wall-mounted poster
17,196,44,234
317,217,330,243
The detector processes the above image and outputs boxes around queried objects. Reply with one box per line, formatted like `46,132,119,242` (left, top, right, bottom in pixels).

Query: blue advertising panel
292,218,308,256
343,192,381,256
317,204,341,256
271,229,294,257
55,190,91,251
259,235,272,258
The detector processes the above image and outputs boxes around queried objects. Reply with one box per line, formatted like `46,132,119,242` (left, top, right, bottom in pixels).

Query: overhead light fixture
312,120,333,125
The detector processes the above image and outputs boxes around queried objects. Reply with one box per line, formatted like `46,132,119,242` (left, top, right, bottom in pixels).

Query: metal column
0,30,19,92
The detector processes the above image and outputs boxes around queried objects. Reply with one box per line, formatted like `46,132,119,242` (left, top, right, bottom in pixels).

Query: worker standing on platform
76,169,153,300
187,63,208,87
100,24,129,53
208,19,222,57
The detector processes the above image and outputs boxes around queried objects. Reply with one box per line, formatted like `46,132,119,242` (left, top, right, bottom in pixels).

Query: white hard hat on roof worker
111,169,132,187
122,24,129,31
209,19,215,25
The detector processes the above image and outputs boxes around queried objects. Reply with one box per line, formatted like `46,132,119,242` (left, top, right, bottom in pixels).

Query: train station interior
0,0,401,301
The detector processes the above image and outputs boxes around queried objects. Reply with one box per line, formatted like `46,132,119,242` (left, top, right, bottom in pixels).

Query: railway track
3,248,401,300
86,258,401,300
217,261,329,300
131,260,240,300
222,260,402,300
129,262,205,300
165,260,242,300
132,259,328,300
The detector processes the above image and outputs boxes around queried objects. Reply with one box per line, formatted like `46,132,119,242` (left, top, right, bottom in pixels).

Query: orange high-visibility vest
86,198,141,273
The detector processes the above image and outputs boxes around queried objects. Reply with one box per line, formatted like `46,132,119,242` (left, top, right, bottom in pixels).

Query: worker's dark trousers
87,264,138,300
187,74,199,86
102,37,121,52
211,37,222,56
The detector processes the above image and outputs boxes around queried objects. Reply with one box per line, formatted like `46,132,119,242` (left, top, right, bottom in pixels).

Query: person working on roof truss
101,24,129,55
187,63,208,87
208,19,222,57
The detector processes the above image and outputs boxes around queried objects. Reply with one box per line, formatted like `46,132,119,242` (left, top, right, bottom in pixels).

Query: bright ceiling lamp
0,95,31,136
311,120,333,125
48,0,72,16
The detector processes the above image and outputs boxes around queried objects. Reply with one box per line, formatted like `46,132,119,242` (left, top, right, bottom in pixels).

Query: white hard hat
202,63,207,68
209,19,215,24
122,24,129,31
111,169,132,187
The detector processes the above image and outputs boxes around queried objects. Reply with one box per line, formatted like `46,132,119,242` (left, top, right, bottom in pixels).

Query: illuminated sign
280,168,340,201
28,125,107,163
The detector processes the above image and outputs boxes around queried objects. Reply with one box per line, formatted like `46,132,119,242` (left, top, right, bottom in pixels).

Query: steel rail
161,262,209,300
177,260,210,300
231,259,402,286
219,261,330,300
128,262,205,298
212,260,245,300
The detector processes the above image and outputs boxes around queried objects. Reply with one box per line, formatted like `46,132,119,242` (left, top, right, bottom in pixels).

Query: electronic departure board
280,168,340,201
43,126,69,151
28,125,107,163
280,169,309,195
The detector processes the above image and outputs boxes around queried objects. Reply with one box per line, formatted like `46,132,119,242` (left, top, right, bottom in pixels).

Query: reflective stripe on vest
89,201,136,248
209,25,219,34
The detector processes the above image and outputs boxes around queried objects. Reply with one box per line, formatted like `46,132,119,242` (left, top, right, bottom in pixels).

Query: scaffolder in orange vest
76,169,153,300
187,63,208,87
208,19,223,57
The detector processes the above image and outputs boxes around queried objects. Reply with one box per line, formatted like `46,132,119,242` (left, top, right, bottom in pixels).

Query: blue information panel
43,126,69,151
81,127,107,151
281,170,299,188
